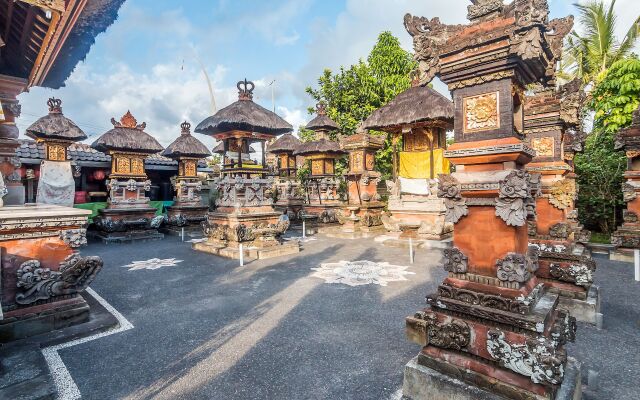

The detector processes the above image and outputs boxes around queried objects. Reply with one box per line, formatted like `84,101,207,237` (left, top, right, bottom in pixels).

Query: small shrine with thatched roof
268,132,304,220
25,98,87,207
91,111,165,243
363,85,454,242
161,121,211,234
294,103,347,225
525,80,599,324
193,79,299,260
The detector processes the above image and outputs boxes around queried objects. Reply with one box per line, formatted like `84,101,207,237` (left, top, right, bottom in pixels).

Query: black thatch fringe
268,133,301,153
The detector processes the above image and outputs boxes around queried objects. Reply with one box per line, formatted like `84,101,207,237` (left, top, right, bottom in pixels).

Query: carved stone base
192,240,300,260
303,203,343,225
165,204,208,227
0,296,89,342
274,199,304,222
402,355,582,400
93,229,164,244
93,207,164,243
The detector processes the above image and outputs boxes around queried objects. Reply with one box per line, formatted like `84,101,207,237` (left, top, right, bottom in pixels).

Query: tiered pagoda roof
92,111,163,154
162,121,211,159
25,98,87,142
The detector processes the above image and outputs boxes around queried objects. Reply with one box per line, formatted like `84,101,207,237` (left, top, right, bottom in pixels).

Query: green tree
562,0,640,83
575,58,640,234
305,31,416,179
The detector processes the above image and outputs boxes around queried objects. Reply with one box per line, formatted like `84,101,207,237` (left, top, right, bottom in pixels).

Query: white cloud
277,106,308,133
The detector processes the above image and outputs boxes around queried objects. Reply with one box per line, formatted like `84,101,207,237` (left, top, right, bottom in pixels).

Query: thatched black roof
363,86,454,131
212,142,256,154
268,133,301,154
162,122,211,159
92,111,163,154
25,98,87,142
294,138,346,156
195,79,292,136
44,0,127,89
305,103,339,132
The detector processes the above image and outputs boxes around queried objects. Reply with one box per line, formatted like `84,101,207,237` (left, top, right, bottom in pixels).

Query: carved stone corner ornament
412,311,471,350
548,222,569,239
549,262,594,287
623,210,638,223
495,170,531,227
486,329,566,386
15,254,103,305
496,247,538,283
443,247,468,274
438,174,468,224
548,179,577,210
59,229,87,248
622,182,637,203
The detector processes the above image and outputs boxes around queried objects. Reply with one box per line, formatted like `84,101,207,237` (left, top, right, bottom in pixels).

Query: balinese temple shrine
525,80,600,325
268,132,304,220
402,1,581,399
25,98,86,206
161,121,211,234
91,111,165,243
294,103,347,225
0,0,124,342
362,85,454,243
327,127,386,238
612,104,640,261
193,79,299,260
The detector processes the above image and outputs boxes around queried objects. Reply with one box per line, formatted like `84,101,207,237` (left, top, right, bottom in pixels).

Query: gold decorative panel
365,153,375,170
531,137,554,157
184,161,196,177
288,157,296,168
463,92,499,133
131,158,145,175
47,144,66,161
116,157,130,174
311,159,323,175
403,130,431,151
352,152,363,172
324,159,334,174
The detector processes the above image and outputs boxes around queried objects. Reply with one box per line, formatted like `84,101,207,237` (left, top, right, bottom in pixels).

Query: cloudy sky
16,0,638,150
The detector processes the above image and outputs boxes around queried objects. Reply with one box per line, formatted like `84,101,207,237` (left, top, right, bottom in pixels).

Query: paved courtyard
51,234,639,399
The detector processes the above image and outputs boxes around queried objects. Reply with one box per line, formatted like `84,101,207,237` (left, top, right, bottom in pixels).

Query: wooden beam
4,0,15,45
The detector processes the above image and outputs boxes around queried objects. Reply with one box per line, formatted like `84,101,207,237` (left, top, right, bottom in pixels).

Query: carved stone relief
412,311,471,350
463,92,499,133
443,247,468,273
437,174,468,223
495,170,532,226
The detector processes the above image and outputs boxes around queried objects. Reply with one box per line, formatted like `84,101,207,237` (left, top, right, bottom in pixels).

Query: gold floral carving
626,150,640,159
311,160,323,175
549,179,577,210
324,160,334,174
531,137,554,157
352,152,363,172
47,144,66,161
116,157,130,174
463,92,499,133
365,153,375,170
404,130,431,151
184,161,196,177
131,158,145,175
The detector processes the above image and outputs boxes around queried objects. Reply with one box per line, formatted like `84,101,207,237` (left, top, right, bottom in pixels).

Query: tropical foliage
562,0,639,83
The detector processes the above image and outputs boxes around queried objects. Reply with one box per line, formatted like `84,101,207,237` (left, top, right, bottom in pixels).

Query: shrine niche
268,133,304,221
401,2,581,399
160,121,211,235
193,79,299,260
612,104,640,261
91,111,165,243
293,103,347,226
25,98,87,206
362,85,454,243
525,79,599,325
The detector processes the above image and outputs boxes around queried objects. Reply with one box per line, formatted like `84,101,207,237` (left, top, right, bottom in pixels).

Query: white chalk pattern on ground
41,288,134,400
311,260,414,286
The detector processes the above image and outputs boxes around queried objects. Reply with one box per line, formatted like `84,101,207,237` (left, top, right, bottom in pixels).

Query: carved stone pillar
0,75,27,206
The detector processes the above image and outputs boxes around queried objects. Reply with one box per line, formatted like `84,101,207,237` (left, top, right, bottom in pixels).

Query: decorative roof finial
237,78,255,101
47,97,62,114
467,0,504,22
111,111,147,130
181,121,191,134
316,102,327,116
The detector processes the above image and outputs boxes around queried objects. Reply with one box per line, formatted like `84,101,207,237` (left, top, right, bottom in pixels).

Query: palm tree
562,0,640,83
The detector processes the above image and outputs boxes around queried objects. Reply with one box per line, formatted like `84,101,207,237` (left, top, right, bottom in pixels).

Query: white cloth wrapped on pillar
0,173,7,207
37,160,75,207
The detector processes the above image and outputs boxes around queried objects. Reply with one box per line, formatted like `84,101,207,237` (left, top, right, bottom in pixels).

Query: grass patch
590,232,611,244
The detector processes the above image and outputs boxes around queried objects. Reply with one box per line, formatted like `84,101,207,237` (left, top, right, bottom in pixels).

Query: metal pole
409,238,414,264
181,227,185,242
635,249,640,282
239,243,244,267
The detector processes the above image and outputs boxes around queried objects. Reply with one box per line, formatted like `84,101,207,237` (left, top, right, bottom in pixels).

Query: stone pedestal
273,178,304,221
303,176,345,229
0,205,102,342
195,176,299,260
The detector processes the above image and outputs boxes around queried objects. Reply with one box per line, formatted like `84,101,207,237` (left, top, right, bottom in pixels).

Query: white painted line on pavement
41,287,134,400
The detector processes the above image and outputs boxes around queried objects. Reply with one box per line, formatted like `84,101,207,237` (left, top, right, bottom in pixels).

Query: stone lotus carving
496,248,538,283
443,247,468,274
59,229,87,248
412,311,471,350
495,170,531,227
549,263,594,287
438,174,468,224
548,179,577,210
15,254,103,305
486,329,566,386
